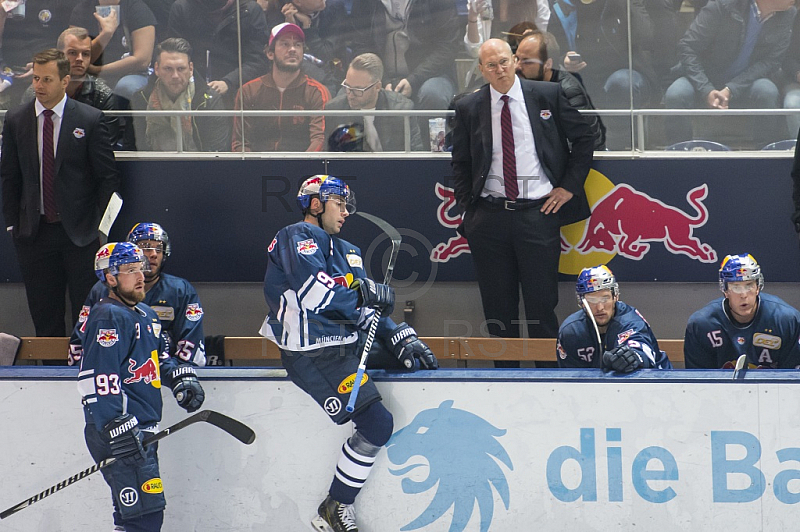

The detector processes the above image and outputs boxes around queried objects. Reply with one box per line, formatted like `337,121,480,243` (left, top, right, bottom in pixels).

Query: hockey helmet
719,253,763,292
328,122,364,152
127,222,171,258
575,265,619,304
95,242,149,281
296,175,356,214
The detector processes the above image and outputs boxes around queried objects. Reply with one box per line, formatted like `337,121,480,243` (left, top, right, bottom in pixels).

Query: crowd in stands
0,0,798,151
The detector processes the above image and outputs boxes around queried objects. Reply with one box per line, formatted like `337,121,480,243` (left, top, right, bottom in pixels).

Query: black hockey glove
103,414,146,465
351,278,395,314
389,323,439,370
602,344,644,373
167,366,205,412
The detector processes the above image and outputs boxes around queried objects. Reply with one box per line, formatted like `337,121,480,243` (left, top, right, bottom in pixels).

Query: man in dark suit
451,38,594,367
2,49,119,337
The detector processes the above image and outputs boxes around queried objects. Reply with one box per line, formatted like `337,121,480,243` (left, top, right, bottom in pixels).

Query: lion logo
386,400,513,531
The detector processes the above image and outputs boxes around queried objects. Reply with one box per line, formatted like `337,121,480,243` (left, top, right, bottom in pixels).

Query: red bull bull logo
123,352,161,388
431,183,470,263
297,238,319,256
97,328,118,347
185,303,203,322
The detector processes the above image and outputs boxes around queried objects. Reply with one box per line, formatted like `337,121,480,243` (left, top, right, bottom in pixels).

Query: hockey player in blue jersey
260,175,438,532
79,242,200,531
557,265,672,371
684,253,800,369
70,223,206,410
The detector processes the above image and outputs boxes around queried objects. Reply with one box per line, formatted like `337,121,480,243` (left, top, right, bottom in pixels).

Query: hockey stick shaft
346,212,402,413
582,298,603,353
0,410,254,520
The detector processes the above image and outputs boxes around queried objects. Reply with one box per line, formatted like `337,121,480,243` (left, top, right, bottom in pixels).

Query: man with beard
22,27,121,145
557,265,672,371
232,22,330,151
515,31,605,151
78,242,202,531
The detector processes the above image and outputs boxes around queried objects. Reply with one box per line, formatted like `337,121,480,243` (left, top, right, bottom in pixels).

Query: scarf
146,78,198,151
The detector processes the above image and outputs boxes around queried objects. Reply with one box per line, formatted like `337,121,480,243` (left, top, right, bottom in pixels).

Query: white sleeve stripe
301,278,335,313
78,369,94,378
77,376,96,398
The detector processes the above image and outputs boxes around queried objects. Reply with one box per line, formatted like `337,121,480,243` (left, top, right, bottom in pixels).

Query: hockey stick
0,410,255,520
346,212,402,413
582,298,603,355
732,354,748,381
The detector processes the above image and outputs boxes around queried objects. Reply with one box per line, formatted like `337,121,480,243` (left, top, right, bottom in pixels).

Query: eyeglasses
341,79,379,97
482,57,512,72
583,294,613,305
727,282,758,295
516,58,544,66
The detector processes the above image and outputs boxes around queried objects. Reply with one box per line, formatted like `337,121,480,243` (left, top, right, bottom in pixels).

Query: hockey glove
602,344,644,373
389,323,439,370
167,366,205,412
351,278,395,314
103,414,146,465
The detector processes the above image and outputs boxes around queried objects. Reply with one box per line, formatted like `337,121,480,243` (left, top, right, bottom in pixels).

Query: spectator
1,49,119,337
264,0,350,93
557,265,672,371
515,31,606,150
69,0,157,102
130,37,231,151
664,0,795,147
464,0,549,58
349,0,460,113
233,23,329,152
781,14,800,137
326,53,423,151
450,39,594,367
685,253,800,369
168,0,268,107
22,27,121,146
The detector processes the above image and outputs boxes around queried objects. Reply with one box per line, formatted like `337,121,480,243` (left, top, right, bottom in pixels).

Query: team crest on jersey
97,329,118,347
142,478,163,494
185,303,203,322
338,372,369,394
753,333,781,350
78,305,91,323
737,337,746,345
297,239,319,255
556,341,567,360
268,237,277,252
617,329,635,344
346,254,363,268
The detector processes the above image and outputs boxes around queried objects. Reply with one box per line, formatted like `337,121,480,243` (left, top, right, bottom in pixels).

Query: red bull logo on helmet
124,352,161,388
97,328,118,347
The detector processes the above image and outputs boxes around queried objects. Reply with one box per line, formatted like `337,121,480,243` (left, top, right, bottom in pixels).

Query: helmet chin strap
315,200,333,234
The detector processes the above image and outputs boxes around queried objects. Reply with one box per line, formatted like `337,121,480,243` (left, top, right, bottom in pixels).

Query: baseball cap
269,23,305,48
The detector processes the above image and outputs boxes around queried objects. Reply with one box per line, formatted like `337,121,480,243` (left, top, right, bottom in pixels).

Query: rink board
2,368,800,531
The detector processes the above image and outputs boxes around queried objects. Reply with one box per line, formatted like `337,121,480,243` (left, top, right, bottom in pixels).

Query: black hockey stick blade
0,410,254,520
732,354,748,381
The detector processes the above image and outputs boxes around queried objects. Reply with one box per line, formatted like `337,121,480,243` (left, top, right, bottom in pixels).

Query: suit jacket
451,79,594,227
1,97,120,247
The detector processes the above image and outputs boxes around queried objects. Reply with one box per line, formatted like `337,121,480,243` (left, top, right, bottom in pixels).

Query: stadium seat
665,140,732,152
761,139,797,151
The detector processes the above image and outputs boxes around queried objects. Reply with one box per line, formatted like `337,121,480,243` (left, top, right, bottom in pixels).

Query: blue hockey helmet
127,222,171,258
296,175,356,214
575,265,619,304
327,123,364,152
95,242,149,281
719,253,763,292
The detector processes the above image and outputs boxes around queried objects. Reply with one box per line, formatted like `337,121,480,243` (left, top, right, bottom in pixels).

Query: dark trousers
13,222,99,337
464,200,561,366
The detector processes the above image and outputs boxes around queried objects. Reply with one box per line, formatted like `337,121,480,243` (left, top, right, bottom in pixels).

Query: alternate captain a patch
297,239,319,255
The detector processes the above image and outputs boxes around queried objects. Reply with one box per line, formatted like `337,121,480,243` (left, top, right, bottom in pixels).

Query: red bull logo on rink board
431,170,718,273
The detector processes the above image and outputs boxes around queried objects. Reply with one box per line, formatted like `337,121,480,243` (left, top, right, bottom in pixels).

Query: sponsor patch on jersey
737,336,746,345
141,478,163,494
151,306,175,322
338,372,369,394
153,322,162,338
346,254,363,268
324,397,342,416
78,305,91,323
97,329,118,347
557,341,567,360
297,238,319,255
119,487,138,507
617,329,635,344
268,237,277,253
185,303,203,322
753,333,781,350
123,352,162,388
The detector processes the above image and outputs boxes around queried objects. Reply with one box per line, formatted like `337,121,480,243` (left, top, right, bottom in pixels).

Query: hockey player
79,242,201,531
69,223,206,389
260,175,438,532
684,253,800,369
557,265,672,371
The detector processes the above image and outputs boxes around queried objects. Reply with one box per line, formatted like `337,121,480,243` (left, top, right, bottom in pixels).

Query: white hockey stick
582,298,603,354
732,354,747,380
346,212,402,413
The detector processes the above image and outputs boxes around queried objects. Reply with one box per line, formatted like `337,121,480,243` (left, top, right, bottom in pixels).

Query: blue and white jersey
78,299,166,429
557,301,672,369
260,221,395,351
69,273,206,367
684,293,800,369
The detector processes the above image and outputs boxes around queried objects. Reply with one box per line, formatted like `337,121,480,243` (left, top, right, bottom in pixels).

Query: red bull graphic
123,352,161,388
97,329,118,347
575,183,717,263
185,303,203,322
431,183,470,263
297,238,319,255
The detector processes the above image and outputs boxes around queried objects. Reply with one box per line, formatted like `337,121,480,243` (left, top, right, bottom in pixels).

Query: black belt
478,196,546,211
